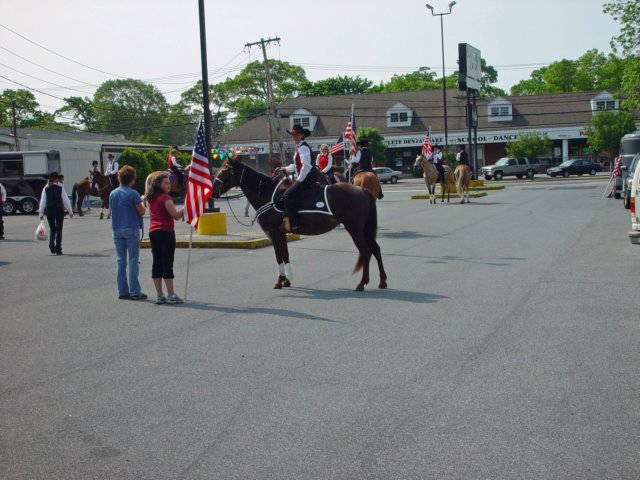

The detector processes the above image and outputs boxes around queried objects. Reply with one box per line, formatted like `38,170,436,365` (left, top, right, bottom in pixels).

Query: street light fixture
426,1,456,156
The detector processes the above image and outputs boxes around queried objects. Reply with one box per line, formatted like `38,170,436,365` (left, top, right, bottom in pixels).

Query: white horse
414,155,454,204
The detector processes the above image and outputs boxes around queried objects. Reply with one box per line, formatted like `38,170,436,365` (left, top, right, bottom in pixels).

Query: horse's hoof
283,279,291,288
378,282,387,289
273,283,282,289
355,284,364,291
99,214,104,220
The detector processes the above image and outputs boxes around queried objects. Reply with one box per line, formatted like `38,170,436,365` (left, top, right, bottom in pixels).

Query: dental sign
458,43,482,92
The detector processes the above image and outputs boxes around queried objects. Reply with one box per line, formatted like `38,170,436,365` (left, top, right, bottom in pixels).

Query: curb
141,233,301,249
411,192,488,200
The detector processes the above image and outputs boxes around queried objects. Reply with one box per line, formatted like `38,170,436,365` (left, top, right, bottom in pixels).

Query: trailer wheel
2,199,17,215
19,198,38,215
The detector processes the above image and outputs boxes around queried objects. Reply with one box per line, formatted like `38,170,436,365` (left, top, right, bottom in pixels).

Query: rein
219,163,277,228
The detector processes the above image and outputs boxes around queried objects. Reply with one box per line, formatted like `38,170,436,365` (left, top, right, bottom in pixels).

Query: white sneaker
155,295,167,305
166,294,183,304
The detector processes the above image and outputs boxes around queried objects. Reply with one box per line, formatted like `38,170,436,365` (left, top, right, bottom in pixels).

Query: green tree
479,59,507,97
56,96,97,130
92,79,169,142
543,59,578,93
381,67,443,92
179,80,230,137
505,133,552,158
300,75,375,96
510,68,548,95
0,89,60,128
585,110,636,158
356,127,387,166
118,147,152,193
604,0,640,110
603,0,640,55
144,149,167,172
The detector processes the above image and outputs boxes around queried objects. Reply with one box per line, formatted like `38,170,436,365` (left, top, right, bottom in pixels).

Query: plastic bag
35,220,48,241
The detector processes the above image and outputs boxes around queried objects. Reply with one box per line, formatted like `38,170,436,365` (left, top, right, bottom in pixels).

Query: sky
0,0,622,116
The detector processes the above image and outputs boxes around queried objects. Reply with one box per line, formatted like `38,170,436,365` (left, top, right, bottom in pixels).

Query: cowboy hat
286,124,311,137
357,138,369,146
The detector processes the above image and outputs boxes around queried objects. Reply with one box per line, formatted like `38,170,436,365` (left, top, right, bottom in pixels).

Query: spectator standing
109,165,147,301
0,181,6,239
38,172,73,255
145,173,184,305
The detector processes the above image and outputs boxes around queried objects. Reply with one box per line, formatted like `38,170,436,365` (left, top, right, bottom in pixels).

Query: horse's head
414,155,424,170
213,157,241,195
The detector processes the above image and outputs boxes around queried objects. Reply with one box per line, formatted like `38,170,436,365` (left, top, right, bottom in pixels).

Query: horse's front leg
270,230,291,289
77,194,84,216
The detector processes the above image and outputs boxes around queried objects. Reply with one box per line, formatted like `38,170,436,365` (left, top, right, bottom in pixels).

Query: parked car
373,167,402,183
481,157,537,181
629,158,640,245
546,159,603,177
622,154,640,209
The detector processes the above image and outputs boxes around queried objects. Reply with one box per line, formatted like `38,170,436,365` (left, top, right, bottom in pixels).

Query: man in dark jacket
348,139,383,199
38,172,73,254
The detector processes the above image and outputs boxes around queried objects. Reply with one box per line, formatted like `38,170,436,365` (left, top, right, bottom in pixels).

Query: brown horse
454,164,472,204
414,155,454,204
353,171,380,200
71,170,113,218
214,157,387,291
145,168,190,197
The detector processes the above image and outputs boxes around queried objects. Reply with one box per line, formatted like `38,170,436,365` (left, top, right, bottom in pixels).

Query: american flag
612,155,623,177
183,118,213,228
329,134,344,155
421,134,432,158
345,111,357,158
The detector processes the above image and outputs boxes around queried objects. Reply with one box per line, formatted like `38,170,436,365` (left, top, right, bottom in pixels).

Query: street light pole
426,1,456,156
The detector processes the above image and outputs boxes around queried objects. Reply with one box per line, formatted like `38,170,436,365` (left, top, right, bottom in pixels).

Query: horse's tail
354,191,378,274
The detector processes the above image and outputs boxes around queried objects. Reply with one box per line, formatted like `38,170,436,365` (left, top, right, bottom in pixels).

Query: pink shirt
149,193,175,232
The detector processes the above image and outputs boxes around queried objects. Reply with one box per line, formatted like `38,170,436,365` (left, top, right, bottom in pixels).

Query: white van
630,159,640,245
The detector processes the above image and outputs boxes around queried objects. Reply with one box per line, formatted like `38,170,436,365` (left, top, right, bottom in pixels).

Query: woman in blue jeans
109,166,147,300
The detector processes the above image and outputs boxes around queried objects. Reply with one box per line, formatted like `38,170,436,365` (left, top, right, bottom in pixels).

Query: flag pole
184,225,194,299
347,104,354,182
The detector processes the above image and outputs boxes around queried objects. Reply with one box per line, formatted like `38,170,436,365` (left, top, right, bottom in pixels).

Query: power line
0,23,125,78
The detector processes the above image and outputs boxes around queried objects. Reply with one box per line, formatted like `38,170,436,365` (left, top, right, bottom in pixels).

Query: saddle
272,179,333,216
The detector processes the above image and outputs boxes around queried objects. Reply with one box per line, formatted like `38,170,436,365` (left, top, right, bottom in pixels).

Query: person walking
0,181,6,240
109,165,147,301
105,154,119,188
38,172,73,255
144,173,184,305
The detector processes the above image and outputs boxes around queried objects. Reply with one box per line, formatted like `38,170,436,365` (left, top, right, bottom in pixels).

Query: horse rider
168,148,185,186
317,144,336,184
456,145,469,166
429,144,445,183
348,138,383,199
105,154,119,188
278,124,317,233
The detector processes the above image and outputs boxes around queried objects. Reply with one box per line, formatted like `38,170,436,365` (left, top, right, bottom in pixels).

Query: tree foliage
0,89,60,128
505,133,552,158
356,127,387,165
585,110,637,158
92,79,169,142
118,147,152,193
300,75,375,96
509,50,628,95
603,0,640,55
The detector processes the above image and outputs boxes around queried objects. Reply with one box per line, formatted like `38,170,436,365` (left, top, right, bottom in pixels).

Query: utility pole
245,37,286,171
12,101,19,150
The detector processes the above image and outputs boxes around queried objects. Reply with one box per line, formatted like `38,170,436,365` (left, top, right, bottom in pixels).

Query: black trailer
0,150,61,214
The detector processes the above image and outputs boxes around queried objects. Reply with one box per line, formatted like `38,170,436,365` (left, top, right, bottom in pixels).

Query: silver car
373,167,403,184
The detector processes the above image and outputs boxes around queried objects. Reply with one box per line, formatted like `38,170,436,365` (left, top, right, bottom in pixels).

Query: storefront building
216,89,639,174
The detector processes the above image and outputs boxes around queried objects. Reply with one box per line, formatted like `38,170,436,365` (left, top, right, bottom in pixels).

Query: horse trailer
0,150,61,215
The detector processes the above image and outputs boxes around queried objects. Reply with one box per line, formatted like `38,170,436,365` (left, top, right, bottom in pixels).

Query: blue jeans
113,228,141,296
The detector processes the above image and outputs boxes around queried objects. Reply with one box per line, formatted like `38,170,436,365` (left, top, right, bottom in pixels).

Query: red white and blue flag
345,111,357,158
183,118,213,228
612,155,623,177
329,134,344,155
421,134,432,158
